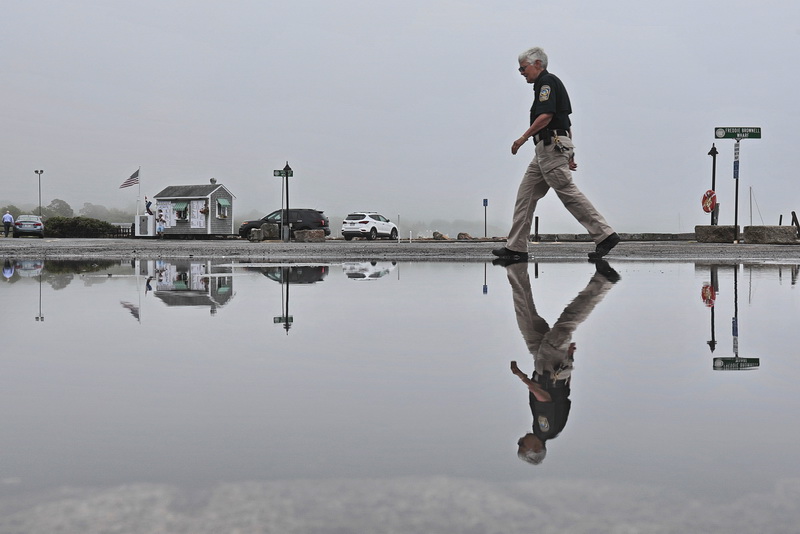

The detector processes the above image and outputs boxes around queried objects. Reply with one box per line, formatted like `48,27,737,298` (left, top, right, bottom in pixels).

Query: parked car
341,212,398,241
13,215,44,238
238,209,331,238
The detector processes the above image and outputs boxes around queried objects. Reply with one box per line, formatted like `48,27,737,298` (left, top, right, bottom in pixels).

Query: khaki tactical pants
506,135,614,253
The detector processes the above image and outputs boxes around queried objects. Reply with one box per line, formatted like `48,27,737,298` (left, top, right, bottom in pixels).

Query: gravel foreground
1,237,799,263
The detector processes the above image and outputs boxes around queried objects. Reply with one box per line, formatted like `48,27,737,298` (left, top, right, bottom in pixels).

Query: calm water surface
1,257,799,533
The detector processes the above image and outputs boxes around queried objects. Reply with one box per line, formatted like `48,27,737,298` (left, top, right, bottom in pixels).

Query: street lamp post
273,162,293,242
34,170,44,217
707,145,718,225
483,198,488,238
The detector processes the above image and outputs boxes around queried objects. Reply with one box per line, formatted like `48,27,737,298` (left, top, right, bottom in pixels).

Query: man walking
2,211,13,238
493,47,619,262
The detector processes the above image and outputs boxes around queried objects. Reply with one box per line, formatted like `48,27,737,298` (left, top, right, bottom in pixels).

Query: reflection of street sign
273,316,293,323
702,190,716,213
713,357,760,370
701,283,716,307
714,127,761,139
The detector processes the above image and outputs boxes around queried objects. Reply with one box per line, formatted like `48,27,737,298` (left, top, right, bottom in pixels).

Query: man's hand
569,157,577,171
510,361,522,375
511,137,527,155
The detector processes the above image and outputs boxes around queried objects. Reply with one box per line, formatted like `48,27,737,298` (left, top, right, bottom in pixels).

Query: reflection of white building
143,260,235,313
342,261,397,281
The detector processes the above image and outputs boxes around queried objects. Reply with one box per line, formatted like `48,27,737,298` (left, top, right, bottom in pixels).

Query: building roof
154,184,235,199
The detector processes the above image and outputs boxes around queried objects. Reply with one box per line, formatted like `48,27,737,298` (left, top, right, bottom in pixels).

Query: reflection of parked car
239,209,331,238
342,261,397,281
14,260,44,278
13,215,44,238
263,265,329,284
341,212,398,241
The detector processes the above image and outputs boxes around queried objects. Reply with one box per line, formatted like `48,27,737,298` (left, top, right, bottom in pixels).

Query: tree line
0,200,134,223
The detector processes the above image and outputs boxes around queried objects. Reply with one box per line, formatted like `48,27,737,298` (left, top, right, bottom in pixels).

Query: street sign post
273,162,293,242
714,127,761,242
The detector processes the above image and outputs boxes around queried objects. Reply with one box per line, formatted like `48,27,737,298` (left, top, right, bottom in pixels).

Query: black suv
238,209,331,238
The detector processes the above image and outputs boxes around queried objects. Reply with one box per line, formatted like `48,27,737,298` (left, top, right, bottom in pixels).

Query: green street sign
273,170,282,177
273,170,294,177
713,357,760,370
714,127,761,139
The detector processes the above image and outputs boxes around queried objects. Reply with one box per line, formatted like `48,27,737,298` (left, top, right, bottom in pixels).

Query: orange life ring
702,190,717,213
701,283,716,307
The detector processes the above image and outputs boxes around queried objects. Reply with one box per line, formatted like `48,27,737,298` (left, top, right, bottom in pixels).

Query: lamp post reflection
35,273,44,322
702,265,719,353
273,266,293,334
264,265,329,333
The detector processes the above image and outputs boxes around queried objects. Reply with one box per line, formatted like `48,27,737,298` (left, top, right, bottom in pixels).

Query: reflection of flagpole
137,259,141,324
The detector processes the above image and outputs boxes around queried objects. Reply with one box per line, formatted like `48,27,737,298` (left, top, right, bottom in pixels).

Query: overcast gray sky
3,0,798,232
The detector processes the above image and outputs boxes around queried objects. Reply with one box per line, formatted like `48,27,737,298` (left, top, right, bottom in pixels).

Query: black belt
533,371,570,388
532,129,570,144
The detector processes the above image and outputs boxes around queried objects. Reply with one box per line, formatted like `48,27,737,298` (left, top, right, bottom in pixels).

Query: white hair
518,47,548,69
518,447,547,465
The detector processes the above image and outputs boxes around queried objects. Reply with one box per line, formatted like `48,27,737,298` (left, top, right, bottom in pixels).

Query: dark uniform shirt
529,373,571,443
530,69,572,131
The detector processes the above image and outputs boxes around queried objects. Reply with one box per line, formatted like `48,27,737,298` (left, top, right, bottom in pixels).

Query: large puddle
1,257,799,532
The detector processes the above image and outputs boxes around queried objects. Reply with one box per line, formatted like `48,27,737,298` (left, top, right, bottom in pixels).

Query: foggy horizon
4,1,798,235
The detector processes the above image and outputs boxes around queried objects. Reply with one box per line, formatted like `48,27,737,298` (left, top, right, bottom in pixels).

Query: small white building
135,180,235,238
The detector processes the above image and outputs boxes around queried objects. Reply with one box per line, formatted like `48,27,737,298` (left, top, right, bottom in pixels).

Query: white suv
341,212,398,241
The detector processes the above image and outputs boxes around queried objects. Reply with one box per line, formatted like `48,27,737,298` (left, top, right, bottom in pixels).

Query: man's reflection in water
503,259,619,465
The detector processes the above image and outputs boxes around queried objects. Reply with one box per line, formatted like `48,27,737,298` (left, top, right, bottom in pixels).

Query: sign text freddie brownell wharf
715,127,762,139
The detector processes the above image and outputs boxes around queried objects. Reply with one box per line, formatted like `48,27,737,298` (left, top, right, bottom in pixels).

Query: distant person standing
492,47,619,262
2,211,13,237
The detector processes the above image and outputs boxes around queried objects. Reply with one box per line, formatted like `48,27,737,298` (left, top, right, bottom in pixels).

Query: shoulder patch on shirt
538,85,551,102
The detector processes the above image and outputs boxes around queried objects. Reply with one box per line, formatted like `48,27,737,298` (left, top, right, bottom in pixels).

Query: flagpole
136,166,141,216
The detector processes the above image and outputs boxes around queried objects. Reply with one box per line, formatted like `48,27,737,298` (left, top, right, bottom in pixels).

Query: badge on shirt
538,85,551,102
537,416,550,432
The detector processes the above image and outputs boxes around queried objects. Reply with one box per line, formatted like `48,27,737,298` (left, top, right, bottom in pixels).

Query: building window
217,198,231,219
173,201,189,221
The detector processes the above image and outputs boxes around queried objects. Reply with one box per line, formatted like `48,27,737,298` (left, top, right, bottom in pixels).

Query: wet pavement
0,236,799,262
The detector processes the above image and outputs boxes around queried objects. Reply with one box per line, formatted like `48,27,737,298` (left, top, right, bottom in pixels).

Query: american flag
119,169,139,189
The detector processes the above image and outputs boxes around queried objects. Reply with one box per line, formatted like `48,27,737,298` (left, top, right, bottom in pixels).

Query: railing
106,224,133,238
